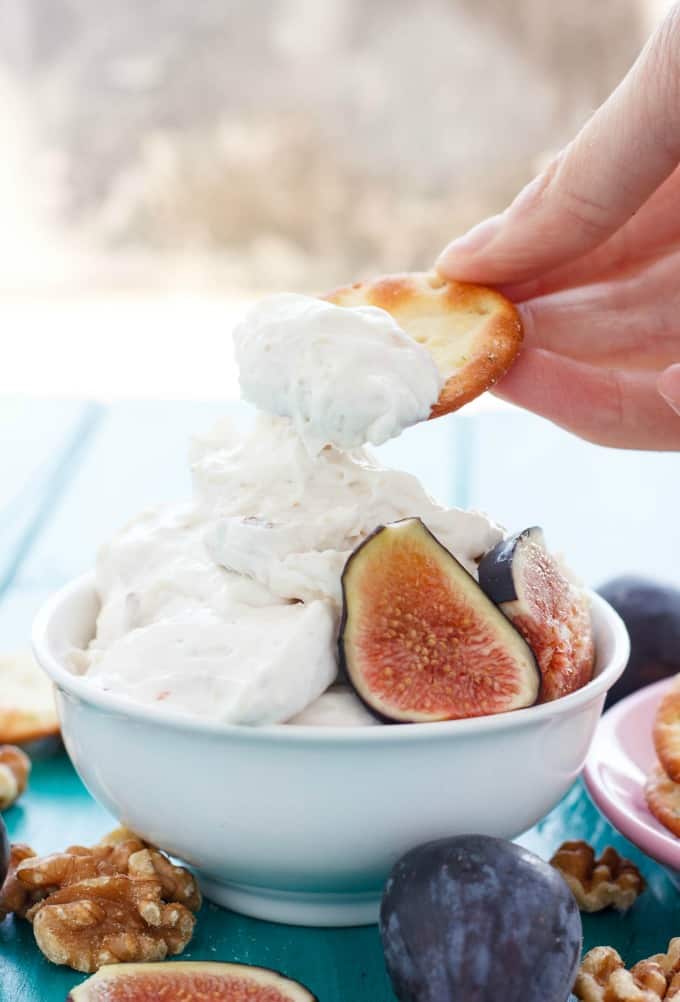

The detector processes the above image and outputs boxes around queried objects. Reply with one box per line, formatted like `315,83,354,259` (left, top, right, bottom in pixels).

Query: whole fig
380,834,582,1002
598,576,680,707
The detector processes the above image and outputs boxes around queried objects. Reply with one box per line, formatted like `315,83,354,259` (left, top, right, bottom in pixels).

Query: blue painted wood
14,401,240,589
0,399,97,595
460,409,679,588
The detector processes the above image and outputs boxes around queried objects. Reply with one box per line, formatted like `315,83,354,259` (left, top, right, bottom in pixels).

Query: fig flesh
598,576,680,707
68,962,317,1001
339,518,539,722
0,815,8,887
478,527,594,703
380,834,582,1002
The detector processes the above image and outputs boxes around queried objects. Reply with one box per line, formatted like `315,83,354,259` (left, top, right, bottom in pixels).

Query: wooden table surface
0,395,678,1001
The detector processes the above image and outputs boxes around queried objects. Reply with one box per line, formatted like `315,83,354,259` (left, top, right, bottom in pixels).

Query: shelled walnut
0,829,201,972
0,844,39,919
0,745,31,810
30,874,196,973
550,841,645,912
574,940,680,1001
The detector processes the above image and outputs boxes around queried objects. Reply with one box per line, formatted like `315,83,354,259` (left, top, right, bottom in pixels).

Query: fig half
478,528,595,703
339,518,539,723
68,962,318,1001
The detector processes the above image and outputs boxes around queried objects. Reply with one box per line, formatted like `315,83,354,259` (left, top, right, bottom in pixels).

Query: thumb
436,7,680,285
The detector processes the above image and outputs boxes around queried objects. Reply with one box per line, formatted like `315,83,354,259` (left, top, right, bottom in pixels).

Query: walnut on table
30,874,196,974
574,940,680,1001
0,745,31,810
0,844,40,920
0,829,201,973
550,840,646,912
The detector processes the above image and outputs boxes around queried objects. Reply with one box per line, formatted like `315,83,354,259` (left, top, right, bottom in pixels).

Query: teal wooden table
0,396,678,1001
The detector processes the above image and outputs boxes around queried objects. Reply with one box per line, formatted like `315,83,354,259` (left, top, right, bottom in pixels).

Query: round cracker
0,651,59,743
654,681,680,783
645,763,680,837
324,271,522,417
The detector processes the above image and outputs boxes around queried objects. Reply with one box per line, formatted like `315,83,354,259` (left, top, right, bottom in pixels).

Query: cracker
645,763,680,837
0,651,59,743
654,680,680,783
324,271,522,416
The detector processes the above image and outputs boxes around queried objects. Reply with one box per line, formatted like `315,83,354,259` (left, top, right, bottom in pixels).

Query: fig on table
380,834,582,1002
67,961,318,1001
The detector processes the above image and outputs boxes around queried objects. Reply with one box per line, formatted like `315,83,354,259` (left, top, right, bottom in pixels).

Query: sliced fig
339,518,539,723
68,961,318,1001
478,528,595,703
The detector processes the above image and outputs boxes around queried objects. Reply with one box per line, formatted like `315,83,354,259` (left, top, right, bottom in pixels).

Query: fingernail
658,365,680,416
436,214,504,270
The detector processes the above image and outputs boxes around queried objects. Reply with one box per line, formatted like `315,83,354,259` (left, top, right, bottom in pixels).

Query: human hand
436,5,680,449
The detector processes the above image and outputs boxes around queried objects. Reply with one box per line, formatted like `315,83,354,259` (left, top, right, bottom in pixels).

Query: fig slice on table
324,271,523,417
478,528,595,703
339,518,539,723
68,961,318,1001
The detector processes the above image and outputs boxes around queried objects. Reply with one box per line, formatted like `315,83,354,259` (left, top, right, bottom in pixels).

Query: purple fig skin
599,576,680,708
477,527,545,606
380,834,582,1002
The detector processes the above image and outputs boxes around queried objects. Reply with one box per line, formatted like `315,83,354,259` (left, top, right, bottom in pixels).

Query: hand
436,5,680,450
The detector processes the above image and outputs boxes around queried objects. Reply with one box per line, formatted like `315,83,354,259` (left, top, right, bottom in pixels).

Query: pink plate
584,677,680,871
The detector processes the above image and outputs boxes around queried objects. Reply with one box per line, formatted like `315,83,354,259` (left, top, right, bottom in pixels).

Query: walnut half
0,844,39,920
0,745,31,810
30,875,195,974
575,940,680,1001
550,841,645,912
0,829,201,973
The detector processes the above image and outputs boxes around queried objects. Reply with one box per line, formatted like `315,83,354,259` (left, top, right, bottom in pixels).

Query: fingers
436,7,680,285
493,347,680,450
658,364,680,416
517,250,680,369
499,165,680,303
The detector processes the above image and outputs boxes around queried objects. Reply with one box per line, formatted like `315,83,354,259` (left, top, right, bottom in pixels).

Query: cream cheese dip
76,295,502,725
234,294,443,452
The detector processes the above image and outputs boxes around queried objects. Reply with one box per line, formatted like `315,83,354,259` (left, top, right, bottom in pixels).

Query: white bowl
33,574,629,927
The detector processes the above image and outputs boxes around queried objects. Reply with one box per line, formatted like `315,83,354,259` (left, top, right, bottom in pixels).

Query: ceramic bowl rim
33,573,629,744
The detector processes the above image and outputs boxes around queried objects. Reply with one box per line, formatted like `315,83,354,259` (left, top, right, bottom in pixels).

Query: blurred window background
0,0,666,397
0,0,676,624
